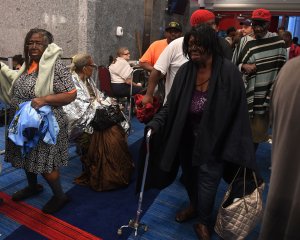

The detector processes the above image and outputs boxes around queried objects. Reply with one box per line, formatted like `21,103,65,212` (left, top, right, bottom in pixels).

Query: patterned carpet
0,115,272,240
0,117,146,239
127,142,272,240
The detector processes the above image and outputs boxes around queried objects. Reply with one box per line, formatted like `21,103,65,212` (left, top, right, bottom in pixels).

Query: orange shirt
139,39,168,66
27,61,38,74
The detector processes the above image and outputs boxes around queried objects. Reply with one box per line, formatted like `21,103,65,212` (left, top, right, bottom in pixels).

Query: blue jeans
179,140,223,225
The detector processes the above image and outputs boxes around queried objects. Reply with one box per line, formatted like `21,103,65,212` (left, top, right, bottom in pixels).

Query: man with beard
236,8,286,152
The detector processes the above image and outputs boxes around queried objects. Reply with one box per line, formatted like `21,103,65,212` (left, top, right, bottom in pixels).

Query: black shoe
12,184,44,201
42,195,70,214
175,205,197,223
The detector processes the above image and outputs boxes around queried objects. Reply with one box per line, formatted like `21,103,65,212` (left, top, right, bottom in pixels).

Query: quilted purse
214,168,264,240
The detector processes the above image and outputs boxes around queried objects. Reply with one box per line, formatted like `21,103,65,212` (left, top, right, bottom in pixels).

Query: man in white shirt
142,9,232,105
151,36,188,105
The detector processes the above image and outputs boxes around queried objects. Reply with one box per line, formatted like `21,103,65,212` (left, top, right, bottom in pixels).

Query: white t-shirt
286,47,290,60
109,57,133,84
154,37,188,103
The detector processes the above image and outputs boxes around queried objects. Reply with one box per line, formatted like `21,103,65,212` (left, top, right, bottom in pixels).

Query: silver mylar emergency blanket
63,74,129,141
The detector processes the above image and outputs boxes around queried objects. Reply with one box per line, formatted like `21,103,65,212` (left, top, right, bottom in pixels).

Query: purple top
189,89,208,127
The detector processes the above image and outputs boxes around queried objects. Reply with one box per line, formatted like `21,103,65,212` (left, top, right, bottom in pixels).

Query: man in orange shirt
139,21,182,72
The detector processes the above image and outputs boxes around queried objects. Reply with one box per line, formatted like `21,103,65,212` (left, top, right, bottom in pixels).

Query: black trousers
111,83,143,98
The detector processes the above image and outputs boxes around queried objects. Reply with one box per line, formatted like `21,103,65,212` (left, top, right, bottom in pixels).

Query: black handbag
91,104,125,131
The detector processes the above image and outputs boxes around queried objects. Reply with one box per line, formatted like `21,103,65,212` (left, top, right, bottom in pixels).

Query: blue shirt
8,101,59,156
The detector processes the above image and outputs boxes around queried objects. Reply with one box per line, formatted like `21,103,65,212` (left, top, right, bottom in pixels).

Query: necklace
196,79,210,86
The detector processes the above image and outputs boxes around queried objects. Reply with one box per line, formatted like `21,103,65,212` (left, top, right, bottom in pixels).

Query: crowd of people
0,6,299,240
139,8,298,240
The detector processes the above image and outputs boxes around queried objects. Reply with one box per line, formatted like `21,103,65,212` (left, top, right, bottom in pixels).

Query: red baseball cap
251,8,271,22
190,9,215,27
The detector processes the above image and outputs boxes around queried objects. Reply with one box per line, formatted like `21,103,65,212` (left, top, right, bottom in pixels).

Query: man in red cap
235,8,286,153
142,9,232,106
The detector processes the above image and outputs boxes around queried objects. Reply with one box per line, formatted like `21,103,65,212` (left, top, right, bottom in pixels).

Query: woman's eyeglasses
86,64,97,69
123,52,130,55
188,44,207,54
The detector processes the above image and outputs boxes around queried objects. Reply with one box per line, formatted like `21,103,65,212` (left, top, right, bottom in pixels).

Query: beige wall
0,0,144,66
0,0,195,66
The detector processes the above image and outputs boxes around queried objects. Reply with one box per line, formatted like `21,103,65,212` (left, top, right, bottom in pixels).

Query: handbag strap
252,170,259,189
242,168,261,212
227,167,260,213
243,168,249,212
228,167,241,190
228,167,260,196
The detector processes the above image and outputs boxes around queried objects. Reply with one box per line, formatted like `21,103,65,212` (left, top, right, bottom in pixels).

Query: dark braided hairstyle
23,28,54,70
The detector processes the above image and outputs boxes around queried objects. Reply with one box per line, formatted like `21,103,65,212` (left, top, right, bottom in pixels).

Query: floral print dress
5,60,75,174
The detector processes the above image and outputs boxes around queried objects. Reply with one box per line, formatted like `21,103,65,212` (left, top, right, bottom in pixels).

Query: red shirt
289,43,300,59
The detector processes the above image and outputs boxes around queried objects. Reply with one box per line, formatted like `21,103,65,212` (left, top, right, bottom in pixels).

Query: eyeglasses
86,64,97,69
123,52,130,55
188,44,207,54
26,41,45,48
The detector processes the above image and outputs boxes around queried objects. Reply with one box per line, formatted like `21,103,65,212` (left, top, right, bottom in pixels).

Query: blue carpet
127,142,271,240
1,117,272,240
0,146,81,239
5,138,160,240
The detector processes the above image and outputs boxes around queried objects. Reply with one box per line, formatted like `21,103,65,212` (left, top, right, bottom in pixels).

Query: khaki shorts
250,113,270,143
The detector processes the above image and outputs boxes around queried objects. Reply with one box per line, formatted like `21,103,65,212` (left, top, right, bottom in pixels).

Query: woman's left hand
31,97,46,110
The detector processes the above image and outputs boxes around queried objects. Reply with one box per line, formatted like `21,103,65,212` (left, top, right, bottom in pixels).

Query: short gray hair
70,53,91,72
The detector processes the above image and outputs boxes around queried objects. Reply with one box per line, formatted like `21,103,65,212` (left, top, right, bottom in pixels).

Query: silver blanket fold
63,73,128,141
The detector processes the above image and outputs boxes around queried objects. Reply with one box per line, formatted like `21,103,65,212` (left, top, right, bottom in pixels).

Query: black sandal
42,195,70,214
12,184,44,201
175,205,197,223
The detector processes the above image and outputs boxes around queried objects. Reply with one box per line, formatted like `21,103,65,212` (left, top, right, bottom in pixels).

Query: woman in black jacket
145,24,258,240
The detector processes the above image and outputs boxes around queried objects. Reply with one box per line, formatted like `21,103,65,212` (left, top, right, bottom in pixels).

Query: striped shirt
232,34,255,66
237,35,286,116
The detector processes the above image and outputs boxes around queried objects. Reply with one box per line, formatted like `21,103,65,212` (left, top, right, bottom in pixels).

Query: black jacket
137,56,257,191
